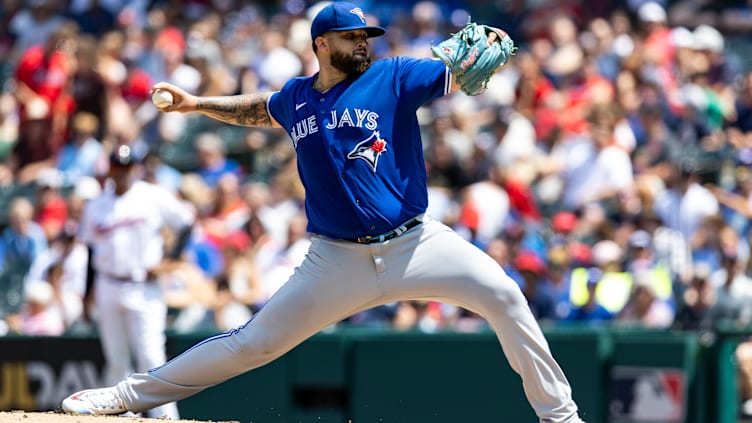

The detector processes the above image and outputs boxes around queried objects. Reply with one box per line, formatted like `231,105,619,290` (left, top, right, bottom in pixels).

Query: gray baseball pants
116,218,583,423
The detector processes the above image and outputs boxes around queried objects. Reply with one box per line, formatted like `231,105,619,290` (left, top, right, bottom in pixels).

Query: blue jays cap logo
310,2,385,40
347,131,388,172
350,8,366,23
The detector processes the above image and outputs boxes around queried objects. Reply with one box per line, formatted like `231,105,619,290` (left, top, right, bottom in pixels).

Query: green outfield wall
0,327,744,422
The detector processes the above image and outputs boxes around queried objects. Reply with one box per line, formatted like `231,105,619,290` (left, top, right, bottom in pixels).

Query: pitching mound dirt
0,411,239,422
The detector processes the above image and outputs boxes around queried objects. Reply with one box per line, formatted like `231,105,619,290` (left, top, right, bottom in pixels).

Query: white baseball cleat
61,387,128,415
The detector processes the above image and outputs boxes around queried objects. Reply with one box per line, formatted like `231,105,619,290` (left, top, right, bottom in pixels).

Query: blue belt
346,215,424,244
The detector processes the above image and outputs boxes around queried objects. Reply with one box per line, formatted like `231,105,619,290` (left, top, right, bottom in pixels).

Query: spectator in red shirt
514,50,556,121
11,22,78,172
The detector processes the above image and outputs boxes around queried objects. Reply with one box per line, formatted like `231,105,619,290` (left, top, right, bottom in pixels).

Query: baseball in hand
151,89,173,108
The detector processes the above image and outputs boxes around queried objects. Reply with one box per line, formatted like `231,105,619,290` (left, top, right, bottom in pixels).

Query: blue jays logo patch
350,8,366,23
347,131,388,172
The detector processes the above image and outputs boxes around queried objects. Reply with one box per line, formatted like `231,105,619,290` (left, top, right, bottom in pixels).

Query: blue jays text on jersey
290,108,380,145
268,57,452,240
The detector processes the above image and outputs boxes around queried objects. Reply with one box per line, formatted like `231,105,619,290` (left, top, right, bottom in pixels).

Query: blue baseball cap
310,2,385,40
110,144,140,167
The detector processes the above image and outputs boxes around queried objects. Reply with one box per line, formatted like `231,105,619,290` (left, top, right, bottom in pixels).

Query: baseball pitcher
63,3,585,422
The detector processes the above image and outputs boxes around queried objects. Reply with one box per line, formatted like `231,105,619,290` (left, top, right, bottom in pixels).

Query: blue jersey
268,57,451,239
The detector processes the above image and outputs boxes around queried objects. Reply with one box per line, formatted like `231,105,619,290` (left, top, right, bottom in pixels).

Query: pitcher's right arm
150,82,282,128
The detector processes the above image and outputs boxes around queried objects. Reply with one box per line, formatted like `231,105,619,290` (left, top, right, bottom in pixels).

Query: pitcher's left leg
381,220,584,423
115,236,391,413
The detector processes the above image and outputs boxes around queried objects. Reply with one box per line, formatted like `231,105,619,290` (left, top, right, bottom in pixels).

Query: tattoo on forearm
196,93,273,127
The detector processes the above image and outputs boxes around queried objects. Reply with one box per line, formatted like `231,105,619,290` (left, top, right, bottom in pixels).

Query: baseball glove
431,22,516,96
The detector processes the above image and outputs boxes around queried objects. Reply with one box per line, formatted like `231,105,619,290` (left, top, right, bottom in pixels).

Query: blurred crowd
2,0,752,342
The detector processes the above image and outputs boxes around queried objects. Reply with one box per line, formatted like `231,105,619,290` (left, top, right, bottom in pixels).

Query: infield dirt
0,411,239,422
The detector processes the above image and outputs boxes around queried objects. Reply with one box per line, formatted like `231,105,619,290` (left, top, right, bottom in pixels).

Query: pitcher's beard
331,50,371,78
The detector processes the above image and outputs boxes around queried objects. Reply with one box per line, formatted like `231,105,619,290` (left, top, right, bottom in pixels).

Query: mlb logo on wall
609,366,685,422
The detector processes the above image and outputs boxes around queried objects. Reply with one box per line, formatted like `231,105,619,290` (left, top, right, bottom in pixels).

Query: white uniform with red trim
78,180,194,419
